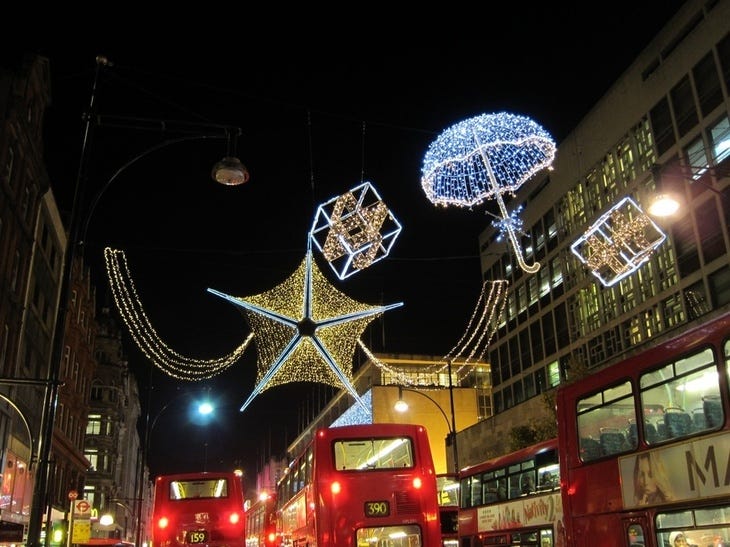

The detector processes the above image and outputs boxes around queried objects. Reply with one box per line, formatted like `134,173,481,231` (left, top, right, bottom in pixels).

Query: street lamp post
648,160,729,217
99,500,136,541
394,360,458,473
136,388,215,547
27,55,247,547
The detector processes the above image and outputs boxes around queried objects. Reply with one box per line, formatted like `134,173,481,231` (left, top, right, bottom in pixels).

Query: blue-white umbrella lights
421,112,556,273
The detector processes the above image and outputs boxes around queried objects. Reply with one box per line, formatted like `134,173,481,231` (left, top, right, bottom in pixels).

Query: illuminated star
207,248,402,413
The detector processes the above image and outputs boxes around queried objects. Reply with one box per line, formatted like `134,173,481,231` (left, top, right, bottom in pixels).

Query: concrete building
84,307,142,544
461,0,730,464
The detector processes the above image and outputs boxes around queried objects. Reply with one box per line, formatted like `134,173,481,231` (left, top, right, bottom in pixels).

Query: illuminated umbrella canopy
421,112,556,273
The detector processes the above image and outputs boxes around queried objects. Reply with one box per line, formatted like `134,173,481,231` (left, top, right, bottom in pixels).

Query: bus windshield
333,436,414,470
168,478,230,500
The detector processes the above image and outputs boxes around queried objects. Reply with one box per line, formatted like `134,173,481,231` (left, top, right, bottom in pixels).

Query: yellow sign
72,520,91,543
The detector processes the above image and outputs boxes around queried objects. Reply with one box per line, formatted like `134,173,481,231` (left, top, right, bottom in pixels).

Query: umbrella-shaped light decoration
421,112,556,273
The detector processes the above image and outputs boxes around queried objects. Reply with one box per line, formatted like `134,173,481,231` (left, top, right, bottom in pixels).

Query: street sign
72,520,91,543
68,490,78,501
74,500,91,517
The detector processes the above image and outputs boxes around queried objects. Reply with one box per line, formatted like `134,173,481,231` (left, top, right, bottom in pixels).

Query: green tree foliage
508,352,589,452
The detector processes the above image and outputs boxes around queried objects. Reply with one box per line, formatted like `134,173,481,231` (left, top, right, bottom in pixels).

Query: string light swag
358,281,508,385
357,342,420,387
104,247,252,380
310,181,402,280
207,246,403,413
570,196,667,287
441,279,509,376
421,112,556,274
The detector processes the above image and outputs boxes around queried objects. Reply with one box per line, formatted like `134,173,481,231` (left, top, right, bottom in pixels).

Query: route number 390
364,501,390,517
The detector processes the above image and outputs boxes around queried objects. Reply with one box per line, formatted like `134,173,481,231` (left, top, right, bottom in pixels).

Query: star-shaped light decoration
570,196,666,287
310,181,402,280
207,247,403,412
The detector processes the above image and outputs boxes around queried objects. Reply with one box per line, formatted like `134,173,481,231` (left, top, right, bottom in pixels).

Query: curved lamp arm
79,134,225,248
394,361,459,473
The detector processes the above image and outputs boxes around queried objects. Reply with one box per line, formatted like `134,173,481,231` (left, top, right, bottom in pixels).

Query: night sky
6,1,687,485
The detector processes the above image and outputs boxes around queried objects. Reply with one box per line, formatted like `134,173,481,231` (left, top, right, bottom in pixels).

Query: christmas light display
442,279,509,375
331,389,374,427
104,247,252,380
421,112,556,273
570,196,667,287
310,181,402,280
208,246,403,412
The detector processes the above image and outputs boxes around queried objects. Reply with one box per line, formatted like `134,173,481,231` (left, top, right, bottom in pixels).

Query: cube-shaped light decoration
310,181,402,280
571,196,666,287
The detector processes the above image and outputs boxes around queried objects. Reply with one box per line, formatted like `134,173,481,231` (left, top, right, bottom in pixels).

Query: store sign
0,521,24,542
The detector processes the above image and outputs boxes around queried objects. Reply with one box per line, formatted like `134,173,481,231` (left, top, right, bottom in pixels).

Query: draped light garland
208,244,403,413
104,247,252,380
357,342,421,387
441,279,509,375
360,280,508,383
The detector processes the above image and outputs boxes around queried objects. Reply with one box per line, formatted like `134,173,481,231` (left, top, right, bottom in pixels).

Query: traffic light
50,520,67,546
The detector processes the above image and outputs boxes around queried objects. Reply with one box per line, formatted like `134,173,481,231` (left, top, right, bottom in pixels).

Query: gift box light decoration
570,196,667,287
421,112,556,274
310,181,402,280
208,246,403,413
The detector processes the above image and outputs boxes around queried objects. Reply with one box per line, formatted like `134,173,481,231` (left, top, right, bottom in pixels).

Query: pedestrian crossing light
51,520,67,546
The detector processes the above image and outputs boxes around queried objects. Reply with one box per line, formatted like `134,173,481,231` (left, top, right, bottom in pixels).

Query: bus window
639,347,722,444
627,523,645,546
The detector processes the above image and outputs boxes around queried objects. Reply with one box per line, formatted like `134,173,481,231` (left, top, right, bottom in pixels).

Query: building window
696,199,726,263
650,97,675,156
86,414,102,435
709,265,730,308
685,136,709,180
670,75,698,138
671,213,701,277
547,361,560,388
693,51,724,117
709,115,730,164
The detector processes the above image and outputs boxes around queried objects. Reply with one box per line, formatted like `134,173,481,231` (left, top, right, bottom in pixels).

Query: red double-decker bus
276,423,442,547
458,438,563,546
556,310,730,546
245,491,277,547
150,471,245,547
436,474,459,547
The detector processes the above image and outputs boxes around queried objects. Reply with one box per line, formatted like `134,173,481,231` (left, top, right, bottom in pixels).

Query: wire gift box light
570,196,667,287
309,181,402,280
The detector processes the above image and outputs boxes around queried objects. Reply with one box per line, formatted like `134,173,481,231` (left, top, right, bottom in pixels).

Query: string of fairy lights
104,247,253,380
441,279,509,377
